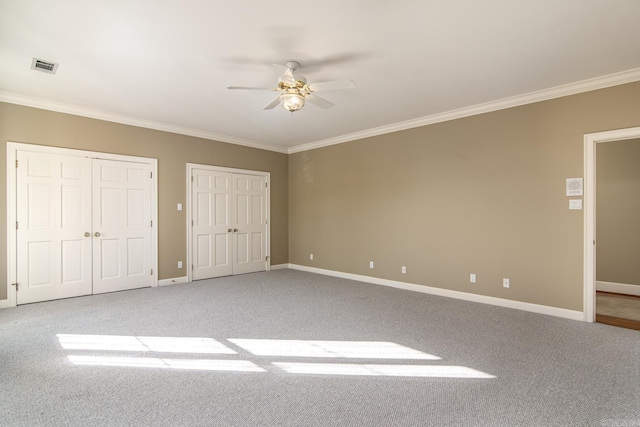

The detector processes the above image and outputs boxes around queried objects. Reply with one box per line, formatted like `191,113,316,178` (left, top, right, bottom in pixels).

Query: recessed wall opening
583,126,640,323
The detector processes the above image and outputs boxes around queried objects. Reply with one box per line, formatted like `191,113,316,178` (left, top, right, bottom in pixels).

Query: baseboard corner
270,264,291,271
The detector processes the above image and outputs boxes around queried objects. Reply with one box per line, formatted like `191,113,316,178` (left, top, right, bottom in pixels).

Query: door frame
583,126,640,322
6,142,158,308
186,163,270,282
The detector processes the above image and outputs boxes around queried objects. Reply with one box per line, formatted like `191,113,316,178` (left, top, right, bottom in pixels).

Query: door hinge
191,219,194,226
191,265,194,270
150,172,153,179
265,256,269,261
265,219,268,225
12,282,18,291
265,182,268,188
150,220,153,227
150,269,153,275
16,221,19,230
16,160,19,168
191,176,194,182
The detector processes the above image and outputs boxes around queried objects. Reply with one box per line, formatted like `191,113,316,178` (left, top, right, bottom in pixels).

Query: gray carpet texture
1,269,639,427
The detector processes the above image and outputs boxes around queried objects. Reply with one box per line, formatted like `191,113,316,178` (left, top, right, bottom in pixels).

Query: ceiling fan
227,61,355,113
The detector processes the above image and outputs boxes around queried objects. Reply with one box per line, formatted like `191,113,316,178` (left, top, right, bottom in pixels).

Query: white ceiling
1,1,640,153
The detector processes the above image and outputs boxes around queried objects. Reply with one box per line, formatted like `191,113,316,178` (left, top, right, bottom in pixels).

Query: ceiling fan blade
227,86,274,91
263,96,282,110
308,80,355,92
306,94,334,109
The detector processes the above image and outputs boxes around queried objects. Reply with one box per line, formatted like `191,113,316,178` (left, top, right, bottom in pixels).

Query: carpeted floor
1,269,639,426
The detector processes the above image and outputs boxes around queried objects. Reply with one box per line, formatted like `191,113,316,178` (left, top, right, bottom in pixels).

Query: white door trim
186,163,270,282
583,126,640,322
6,142,158,308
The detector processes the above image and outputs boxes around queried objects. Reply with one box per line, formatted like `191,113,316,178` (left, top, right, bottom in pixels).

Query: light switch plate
569,199,582,210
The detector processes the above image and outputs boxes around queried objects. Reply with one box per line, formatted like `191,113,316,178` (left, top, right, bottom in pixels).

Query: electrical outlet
503,278,510,288
370,261,374,269
178,261,183,269
401,266,407,274
470,273,476,283
310,253,314,260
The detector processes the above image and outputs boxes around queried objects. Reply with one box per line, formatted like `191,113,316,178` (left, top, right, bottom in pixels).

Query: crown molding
288,67,640,154
0,92,289,154
3,67,640,156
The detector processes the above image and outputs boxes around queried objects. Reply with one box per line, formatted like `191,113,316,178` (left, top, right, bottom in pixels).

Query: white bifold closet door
16,151,152,304
16,151,93,304
191,168,267,280
92,159,152,294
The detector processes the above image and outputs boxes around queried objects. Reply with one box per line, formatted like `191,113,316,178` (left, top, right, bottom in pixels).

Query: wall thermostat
566,178,583,196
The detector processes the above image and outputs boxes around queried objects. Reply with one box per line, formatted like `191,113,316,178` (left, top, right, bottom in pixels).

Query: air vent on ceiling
30,58,58,74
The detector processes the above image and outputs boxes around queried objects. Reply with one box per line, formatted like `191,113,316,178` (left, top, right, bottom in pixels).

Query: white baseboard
158,276,189,286
288,264,584,322
270,264,291,271
0,298,12,309
596,281,640,297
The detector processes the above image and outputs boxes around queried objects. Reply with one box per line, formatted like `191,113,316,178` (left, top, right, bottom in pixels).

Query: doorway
7,143,158,306
593,138,640,329
186,164,270,281
584,126,640,322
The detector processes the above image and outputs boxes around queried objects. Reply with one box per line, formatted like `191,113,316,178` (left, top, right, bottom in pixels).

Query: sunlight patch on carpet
59,334,494,378
57,334,236,354
273,362,495,378
68,355,265,372
228,339,440,359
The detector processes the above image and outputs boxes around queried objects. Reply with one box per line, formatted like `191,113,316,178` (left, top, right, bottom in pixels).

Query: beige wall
596,138,640,286
290,81,640,311
4,81,640,310
1,102,289,301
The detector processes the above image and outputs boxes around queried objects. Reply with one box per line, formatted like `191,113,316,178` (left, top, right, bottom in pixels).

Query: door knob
94,232,101,237
233,229,238,233
228,228,232,232
84,232,91,237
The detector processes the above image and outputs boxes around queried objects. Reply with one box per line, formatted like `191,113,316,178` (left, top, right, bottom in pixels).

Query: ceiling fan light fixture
228,60,354,112
280,93,305,112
